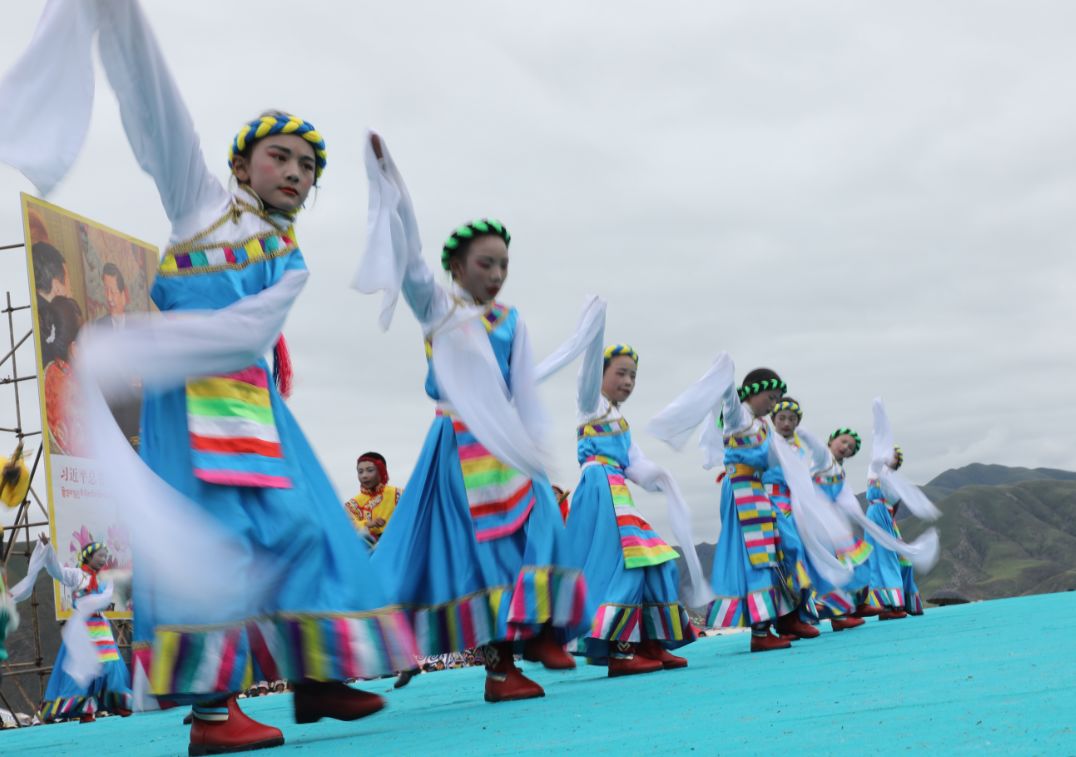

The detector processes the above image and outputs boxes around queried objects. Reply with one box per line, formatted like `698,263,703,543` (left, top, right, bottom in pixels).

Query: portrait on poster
22,193,158,618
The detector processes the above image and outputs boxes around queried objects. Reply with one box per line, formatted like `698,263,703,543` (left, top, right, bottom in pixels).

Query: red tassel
273,335,294,399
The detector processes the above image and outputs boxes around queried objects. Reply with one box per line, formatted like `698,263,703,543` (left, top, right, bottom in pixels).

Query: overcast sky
2,1,1075,541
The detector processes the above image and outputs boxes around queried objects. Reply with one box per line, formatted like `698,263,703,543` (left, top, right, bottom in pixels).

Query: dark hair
738,367,786,401
32,242,66,295
441,219,511,272
102,262,127,292
47,296,83,363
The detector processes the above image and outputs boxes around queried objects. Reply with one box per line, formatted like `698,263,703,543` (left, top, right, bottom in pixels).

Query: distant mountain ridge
677,463,1076,607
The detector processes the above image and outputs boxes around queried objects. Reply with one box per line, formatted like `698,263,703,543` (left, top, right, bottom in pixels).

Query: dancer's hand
37,533,49,546
370,132,384,160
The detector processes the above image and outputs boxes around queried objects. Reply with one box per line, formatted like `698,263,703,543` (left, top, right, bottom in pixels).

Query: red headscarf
357,452,389,488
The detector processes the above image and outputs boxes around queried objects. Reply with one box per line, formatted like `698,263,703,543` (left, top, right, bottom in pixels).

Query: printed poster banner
22,193,158,619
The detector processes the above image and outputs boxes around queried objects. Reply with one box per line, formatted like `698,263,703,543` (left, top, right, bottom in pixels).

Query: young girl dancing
0,3,417,752
355,133,586,703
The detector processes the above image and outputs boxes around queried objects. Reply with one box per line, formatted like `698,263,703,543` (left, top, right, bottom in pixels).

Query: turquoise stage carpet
5,592,1074,755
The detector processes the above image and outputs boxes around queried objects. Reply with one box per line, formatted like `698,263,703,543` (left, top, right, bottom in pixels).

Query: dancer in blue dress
36,538,133,724
356,133,586,703
808,428,872,630
567,342,697,675
763,398,823,639
863,398,940,618
0,3,418,753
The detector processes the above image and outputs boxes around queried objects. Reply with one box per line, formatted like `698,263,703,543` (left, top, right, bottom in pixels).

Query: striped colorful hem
906,592,924,615
705,586,788,628
814,589,856,618
588,602,697,644
865,587,905,610
160,228,297,277
38,695,95,722
410,587,509,657
597,462,677,569
505,566,587,638
148,608,418,696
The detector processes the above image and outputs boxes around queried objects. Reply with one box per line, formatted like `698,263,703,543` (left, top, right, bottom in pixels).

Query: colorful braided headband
441,219,511,271
78,541,105,566
738,378,787,401
229,114,327,180
603,344,639,367
771,399,802,418
829,427,862,455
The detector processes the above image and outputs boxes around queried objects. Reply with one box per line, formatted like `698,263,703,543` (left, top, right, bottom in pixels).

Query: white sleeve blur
96,0,227,229
42,545,90,591
353,131,449,331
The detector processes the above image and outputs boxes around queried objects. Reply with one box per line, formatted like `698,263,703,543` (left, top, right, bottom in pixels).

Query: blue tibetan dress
706,420,797,628
864,481,924,615
40,572,132,720
134,196,415,701
567,406,696,659
372,302,587,656
811,465,873,616
760,461,819,623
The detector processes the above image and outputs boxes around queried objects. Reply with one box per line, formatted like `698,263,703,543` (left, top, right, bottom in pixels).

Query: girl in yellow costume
344,452,401,544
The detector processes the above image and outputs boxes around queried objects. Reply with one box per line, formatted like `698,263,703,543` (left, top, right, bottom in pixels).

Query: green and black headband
441,219,511,271
829,427,862,455
738,377,787,401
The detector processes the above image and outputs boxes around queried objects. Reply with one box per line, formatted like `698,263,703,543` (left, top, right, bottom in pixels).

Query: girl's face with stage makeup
772,409,800,439
829,434,858,461
89,547,109,571
602,356,637,405
451,236,509,304
232,134,317,212
747,390,782,418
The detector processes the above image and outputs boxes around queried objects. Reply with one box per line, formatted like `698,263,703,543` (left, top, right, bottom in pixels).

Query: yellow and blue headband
771,399,802,418
603,344,639,368
78,541,105,566
229,114,327,181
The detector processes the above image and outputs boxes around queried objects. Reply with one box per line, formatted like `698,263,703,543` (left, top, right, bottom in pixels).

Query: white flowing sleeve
797,427,834,475
0,0,225,219
95,0,226,229
0,0,97,195
353,131,449,331
625,441,714,607
8,539,52,602
41,545,89,591
870,397,940,521
534,296,607,411
831,481,940,572
648,352,736,451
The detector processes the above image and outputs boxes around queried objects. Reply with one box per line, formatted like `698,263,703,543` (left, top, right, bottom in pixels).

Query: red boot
879,608,908,621
853,603,882,618
79,713,96,724
776,614,821,639
830,616,866,631
750,632,792,653
608,642,664,677
292,681,385,724
637,639,688,670
189,696,284,756
483,643,545,703
522,626,576,670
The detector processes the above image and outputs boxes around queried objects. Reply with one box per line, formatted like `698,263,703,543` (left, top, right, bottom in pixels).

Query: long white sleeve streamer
871,398,941,522
352,134,422,331
535,296,607,386
73,272,308,614
625,444,715,607
832,484,940,573
8,539,50,603
647,353,736,452
0,0,97,195
767,426,855,587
